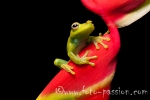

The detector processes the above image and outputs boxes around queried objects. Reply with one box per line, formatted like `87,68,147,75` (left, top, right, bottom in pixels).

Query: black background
10,0,150,100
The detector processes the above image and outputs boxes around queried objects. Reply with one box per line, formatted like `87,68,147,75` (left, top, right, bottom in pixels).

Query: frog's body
54,20,110,75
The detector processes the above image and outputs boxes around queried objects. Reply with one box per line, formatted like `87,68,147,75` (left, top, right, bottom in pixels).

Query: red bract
36,0,150,100
81,0,150,27
36,21,120,100
81,0,144,20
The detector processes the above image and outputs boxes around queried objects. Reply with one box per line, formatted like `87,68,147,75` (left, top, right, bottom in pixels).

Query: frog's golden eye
71,22,79,30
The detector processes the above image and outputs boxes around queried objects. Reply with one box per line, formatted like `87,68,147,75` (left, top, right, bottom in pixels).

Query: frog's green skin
54,20,110,75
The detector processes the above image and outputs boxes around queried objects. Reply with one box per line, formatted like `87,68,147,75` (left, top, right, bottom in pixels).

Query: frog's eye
71,22,79,30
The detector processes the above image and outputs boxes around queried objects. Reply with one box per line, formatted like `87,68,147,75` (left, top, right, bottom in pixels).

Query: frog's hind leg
54,58,75,75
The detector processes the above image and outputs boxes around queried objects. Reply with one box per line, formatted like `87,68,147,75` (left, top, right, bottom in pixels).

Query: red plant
36,0,150,100
37,22,119,100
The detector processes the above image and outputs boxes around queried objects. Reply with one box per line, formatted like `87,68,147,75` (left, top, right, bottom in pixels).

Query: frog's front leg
68,51,97,66
54,58,75,75
88,30,110,49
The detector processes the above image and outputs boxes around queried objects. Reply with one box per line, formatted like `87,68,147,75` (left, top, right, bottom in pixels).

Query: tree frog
54,20,110,75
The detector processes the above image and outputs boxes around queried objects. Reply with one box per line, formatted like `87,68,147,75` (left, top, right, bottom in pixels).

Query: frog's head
70,20,94,38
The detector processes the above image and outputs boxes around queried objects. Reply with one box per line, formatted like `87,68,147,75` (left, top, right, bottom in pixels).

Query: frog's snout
86,20,92,23
86,20,94,27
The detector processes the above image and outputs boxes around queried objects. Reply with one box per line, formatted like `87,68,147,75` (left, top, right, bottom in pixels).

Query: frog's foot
61,64,75,75
93,32,110,49
103,30,110,35
77,50,97,66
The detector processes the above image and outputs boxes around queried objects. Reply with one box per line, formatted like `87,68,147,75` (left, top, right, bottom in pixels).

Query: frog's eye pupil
73,24,77,27
71,22,79,30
